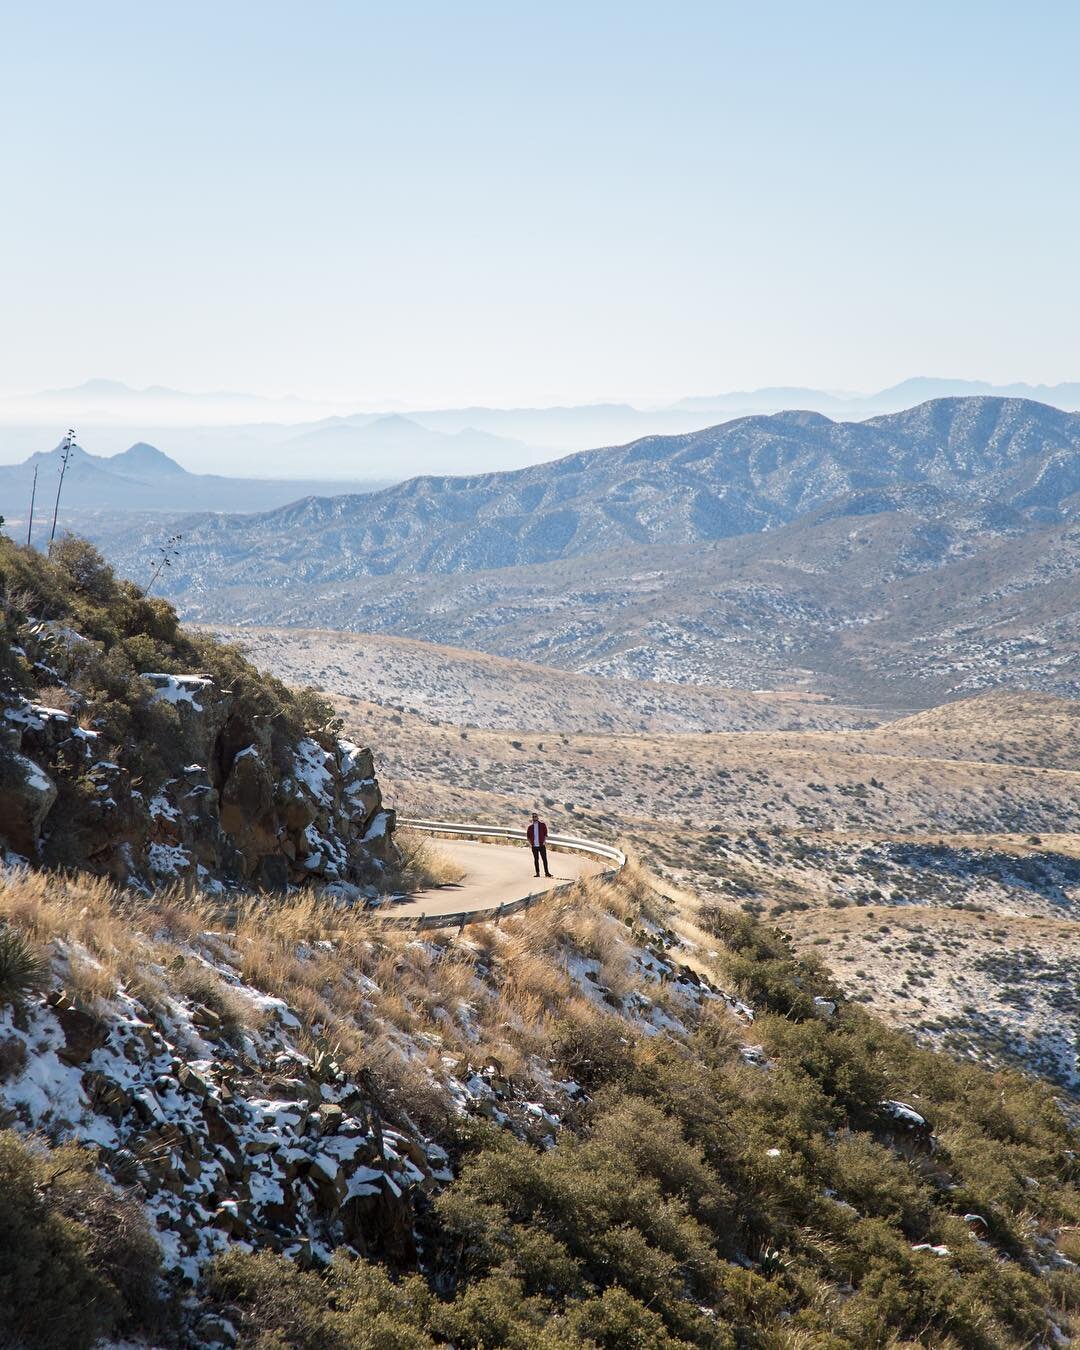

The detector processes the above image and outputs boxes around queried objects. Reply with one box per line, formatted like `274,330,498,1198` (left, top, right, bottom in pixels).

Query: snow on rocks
148,841,193,879
290,737,335,805
879,1099,927,1129
4,698,67,732
2,643,395,890
877,1098,935,1146
0,966,439,1284
560,926,752,1039
143,672,215,710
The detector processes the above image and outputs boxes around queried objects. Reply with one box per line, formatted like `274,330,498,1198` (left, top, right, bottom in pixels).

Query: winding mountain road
378,826,620,925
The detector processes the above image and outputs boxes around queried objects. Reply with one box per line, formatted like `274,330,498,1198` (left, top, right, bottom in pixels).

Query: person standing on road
527,812,552,878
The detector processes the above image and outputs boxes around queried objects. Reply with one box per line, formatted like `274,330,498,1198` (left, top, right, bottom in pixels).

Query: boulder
339,742,375,782
362,810,398,865
177,1065,212,1098
47,994,109,1066
318,1103,344,1135
276,779,318,833
219,746,285,878
220,747,275,827
309,1153,347,1210
0,751,57,857
343,1177,417,1263
142,673,230,770
345,781,382,829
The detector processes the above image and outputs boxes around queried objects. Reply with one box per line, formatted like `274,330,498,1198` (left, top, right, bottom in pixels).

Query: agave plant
0,925,50,1008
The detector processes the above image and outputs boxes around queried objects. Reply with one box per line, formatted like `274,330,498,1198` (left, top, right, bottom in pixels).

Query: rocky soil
0,975,442,1291
207,625,877,735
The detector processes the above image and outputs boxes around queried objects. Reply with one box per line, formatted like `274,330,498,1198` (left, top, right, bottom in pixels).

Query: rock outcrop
1,672,395,896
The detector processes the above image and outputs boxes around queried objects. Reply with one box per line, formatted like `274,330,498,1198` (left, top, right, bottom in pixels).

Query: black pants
531,845,550,877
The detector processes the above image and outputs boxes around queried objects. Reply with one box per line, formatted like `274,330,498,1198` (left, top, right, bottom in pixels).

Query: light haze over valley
2,5,1079,1347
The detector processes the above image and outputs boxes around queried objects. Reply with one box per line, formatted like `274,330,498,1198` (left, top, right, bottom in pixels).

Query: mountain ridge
78,396,1078,711
101,396,1080,587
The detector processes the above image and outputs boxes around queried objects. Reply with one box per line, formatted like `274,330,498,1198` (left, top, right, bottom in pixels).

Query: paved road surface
381,838,606,921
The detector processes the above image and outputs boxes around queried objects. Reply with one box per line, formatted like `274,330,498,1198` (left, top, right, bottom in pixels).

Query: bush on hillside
0,534,339,790
0,1130,164,1350
205,894,1076,1347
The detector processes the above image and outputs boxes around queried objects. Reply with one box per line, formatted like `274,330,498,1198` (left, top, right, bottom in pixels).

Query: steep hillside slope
0,536,394,894
0,863,1077,1347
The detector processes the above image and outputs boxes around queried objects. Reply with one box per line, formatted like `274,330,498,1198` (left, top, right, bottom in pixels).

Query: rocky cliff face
0,621,395,898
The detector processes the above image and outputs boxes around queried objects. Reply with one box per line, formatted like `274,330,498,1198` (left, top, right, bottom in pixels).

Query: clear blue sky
2,1,1078,407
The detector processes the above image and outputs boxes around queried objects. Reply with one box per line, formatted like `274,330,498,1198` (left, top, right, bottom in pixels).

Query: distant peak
27,440,91,462
108,442,187,476
766,409,834,428
368,413,420,429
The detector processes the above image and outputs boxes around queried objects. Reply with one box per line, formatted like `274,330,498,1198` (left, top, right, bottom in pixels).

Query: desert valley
3,390,1078,1345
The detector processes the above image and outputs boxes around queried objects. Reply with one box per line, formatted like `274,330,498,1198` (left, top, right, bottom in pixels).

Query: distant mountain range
6,376,1080,481
96,396,1080,580
82,396,1079,708
0,378,329,424
670,377,1080,415
0,441,385,536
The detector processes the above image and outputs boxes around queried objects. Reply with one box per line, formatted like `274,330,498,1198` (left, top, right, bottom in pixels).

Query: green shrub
551,1013,637,1090
0,1131,163,1349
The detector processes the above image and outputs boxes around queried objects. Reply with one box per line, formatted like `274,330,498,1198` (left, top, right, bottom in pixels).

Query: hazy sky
2,1,1078,408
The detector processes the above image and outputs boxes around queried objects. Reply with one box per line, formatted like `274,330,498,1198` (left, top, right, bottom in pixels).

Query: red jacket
526,819,548,847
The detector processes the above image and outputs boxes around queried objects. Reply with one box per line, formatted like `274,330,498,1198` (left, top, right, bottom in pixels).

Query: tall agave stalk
25,465,38,546
48,428,76,550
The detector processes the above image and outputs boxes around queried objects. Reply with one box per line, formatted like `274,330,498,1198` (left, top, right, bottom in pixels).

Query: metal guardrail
381,818,626,930
399,818,626,866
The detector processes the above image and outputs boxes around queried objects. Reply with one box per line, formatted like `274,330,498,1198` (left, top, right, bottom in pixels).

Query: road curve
378,835,610,924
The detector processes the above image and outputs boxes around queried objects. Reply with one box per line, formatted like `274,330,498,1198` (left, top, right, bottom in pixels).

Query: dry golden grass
392,829,467,891
0,870,182,1005
0,859,748,1131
